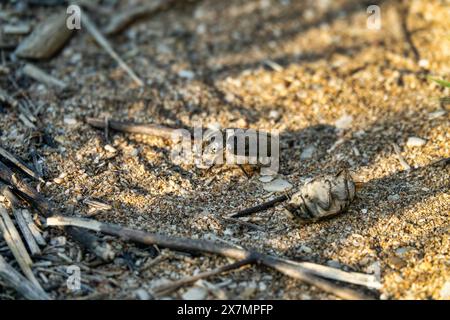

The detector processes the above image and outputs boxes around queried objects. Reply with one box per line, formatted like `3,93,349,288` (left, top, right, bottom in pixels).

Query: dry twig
22,63,68,90
47,215,379,300
81,12,144,86
86,117,177,140
0,146,43,182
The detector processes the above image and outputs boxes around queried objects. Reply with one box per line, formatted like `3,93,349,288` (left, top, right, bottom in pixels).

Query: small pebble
263,178,292,192
134,289,151,300
182,287,207,300
335,114,353,130
104,144,117,153
388,194,400,202
300,145,315,159
418,59,429,68
299,245,313,254
440,281,450,299
178,70,195,80
269,110,281,120
406,137,426,147
428,110,446,120
63,117,77,125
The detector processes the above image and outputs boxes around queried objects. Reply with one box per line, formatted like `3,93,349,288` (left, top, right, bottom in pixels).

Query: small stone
387,194,400,202
182,287,207,300
263,178,292,192
134,289,151,300
387,256,407,269
300,145,315,159
326,260,342,269
63,117,77,125
223,228,233,236
299,245,313,254
440,281,450,299
104,144,117,153
406,137,426,147
335,114,353,130
418,59,429,68
395,246,415,257
178,70,195,80
269,110,281,120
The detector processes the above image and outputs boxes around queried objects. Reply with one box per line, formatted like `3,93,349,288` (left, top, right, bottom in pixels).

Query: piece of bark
22,63,67,89
47,215,377,300
12,208,41,256
0,146,43,182
81,11,144,86
0,205,42,289
104,0,172,35
15,12,74,60
86,117,177,140
0,254,50,300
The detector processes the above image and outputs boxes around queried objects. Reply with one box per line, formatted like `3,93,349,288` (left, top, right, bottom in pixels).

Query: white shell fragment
428,110,446,120
182,287,207,300
285,170,356,221
263,178,292,192
406,137,426,147
178,70,195,80
335,114,353,130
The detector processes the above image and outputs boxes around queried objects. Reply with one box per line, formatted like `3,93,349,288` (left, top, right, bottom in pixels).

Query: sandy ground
0,0,449,300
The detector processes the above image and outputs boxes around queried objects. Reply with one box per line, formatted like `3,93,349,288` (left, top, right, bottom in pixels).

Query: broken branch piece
47,215,379,300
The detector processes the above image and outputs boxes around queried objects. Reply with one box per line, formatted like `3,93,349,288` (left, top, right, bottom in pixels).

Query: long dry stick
86,117,177,140
153,257,254,296
0,254,50,300
81,12,144,87
47,216,378,300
